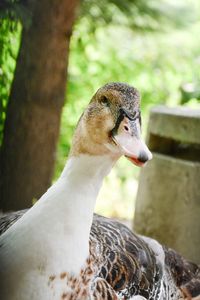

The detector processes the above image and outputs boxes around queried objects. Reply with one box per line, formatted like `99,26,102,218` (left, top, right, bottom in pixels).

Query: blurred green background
0,0,200,219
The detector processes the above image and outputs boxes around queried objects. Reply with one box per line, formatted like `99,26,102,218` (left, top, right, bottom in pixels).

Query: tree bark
0,0,79,211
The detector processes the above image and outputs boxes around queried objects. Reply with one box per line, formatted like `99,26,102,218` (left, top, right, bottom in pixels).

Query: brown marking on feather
60,272,67,279
81,289,87,297
72,277,77,287
61,292,68,299
87,269,93,276
48,275,56,286
181,287,192,299
49,275,56,281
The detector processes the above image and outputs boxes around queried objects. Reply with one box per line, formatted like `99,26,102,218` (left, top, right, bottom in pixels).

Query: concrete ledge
147,106,200,145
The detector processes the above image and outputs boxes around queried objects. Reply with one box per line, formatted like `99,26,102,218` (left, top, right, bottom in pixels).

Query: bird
0,82,199,300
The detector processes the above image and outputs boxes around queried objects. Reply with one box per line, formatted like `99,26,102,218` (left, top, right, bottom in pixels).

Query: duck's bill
113,134,152,167
111,117,152,167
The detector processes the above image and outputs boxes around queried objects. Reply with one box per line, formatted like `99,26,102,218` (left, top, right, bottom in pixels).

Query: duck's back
91,214,178,299
90,214,200,299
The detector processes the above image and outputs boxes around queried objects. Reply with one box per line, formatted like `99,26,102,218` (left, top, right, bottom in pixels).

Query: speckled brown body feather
0,210,199,299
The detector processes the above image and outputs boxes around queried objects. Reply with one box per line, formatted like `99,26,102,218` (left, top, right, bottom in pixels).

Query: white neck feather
44,154,115,273
6,154,116,276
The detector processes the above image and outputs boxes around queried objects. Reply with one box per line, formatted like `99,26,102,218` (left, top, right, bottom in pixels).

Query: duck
0,82,199,300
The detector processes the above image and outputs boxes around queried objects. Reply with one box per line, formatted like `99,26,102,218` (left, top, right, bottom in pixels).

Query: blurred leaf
0,19,21,145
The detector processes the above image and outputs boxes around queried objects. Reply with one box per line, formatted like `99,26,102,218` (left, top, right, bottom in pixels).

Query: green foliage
0,20,21,144
80,0,195,31
0,0,32,25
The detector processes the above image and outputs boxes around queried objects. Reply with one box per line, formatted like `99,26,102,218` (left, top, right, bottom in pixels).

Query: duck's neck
59,154,115,229
41,154,116,274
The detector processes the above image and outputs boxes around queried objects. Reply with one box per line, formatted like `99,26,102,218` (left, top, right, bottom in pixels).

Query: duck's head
71,82,152,167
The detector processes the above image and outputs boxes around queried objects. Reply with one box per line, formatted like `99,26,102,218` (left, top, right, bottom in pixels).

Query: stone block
147,106,200,144
134,106,200,263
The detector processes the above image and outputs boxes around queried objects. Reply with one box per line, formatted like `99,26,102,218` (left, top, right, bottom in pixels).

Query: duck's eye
100,96,109,107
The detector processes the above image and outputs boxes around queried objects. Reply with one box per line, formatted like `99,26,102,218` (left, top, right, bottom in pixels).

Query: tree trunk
0,0,79,211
